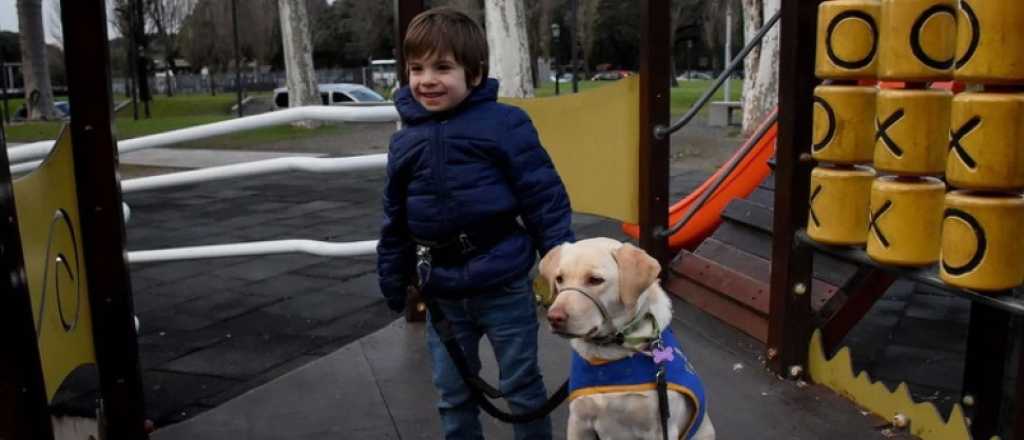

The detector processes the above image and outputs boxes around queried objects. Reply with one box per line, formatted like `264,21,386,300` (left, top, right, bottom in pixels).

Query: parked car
591,70,634,81
13,101,70,121
548,73,574,83
273,83,386,109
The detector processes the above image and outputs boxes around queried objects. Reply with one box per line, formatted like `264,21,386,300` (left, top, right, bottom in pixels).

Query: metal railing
654,9,782,239
8,105,400,263
9,104,399,174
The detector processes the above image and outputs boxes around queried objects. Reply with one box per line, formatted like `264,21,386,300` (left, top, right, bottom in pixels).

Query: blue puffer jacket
377,78,574,310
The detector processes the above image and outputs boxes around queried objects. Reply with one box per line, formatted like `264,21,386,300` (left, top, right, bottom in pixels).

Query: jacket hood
394,78,500,124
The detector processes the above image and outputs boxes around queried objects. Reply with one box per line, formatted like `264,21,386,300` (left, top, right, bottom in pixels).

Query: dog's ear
615,243,661,309
539,244,564,288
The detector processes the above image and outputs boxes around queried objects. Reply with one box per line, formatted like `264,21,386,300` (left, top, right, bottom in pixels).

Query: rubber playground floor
40,119,944,438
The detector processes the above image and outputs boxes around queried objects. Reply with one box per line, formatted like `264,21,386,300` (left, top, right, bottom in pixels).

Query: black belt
412,220,520,263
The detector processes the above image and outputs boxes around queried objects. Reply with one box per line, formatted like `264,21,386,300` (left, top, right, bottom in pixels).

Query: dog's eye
587,276,605,285
555,275,563,284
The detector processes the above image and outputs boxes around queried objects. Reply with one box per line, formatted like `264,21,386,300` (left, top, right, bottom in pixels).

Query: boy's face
408,53,480,113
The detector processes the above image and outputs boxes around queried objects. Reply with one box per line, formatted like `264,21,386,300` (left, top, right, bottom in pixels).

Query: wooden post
767,0,820,375
0,110,55,440
960,302,1011,439
60,1,148,437
639,0,671,265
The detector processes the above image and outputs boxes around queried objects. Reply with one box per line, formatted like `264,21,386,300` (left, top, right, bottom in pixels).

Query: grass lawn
3,92,349,149
535,78,743,116
5,79,742,146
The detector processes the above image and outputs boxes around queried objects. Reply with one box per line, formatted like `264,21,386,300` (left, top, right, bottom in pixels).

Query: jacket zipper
433,120,450,228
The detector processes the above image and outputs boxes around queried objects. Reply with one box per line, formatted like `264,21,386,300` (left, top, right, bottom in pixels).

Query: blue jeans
425,278,552,440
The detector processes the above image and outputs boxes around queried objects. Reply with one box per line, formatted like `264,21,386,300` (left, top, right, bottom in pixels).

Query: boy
377,7,574,440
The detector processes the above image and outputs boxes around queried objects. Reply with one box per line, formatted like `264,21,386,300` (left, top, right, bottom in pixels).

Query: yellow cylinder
946,92,1024,191
940,191,1024,291
873,88,951,176
816,0,881,79
866,177,945,266
807,166,877,245
813,86,877,164
955,0,1024,84
878,0,957,81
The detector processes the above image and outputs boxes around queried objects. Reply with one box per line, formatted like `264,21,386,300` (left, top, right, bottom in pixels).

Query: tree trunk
16,0,56,120
278,0,320,128
740,0,779,136
485,0,533,98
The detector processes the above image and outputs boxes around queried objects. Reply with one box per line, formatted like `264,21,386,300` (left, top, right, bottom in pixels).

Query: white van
273,83,386,109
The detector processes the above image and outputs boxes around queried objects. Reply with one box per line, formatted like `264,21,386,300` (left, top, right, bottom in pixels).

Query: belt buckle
458,232,476,254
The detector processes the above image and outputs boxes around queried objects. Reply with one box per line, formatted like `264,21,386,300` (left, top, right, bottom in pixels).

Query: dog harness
568,328,706,439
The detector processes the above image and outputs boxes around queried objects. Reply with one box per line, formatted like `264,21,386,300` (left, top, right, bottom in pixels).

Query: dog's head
539,238,661,338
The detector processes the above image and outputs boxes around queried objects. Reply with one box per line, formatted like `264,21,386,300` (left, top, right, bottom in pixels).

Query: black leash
657,364,670,440
423,296,569,424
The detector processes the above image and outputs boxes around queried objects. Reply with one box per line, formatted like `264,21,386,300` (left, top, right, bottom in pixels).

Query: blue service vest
568,328,706,439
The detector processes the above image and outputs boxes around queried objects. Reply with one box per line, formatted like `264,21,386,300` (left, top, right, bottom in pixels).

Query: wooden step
664,265,769,342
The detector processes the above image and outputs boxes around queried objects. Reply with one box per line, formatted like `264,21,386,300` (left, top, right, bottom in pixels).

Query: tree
278,0,319,128
147,0,195,96
740,0,779,135
574,0,600,79
16,0,57,120
484,0,533,97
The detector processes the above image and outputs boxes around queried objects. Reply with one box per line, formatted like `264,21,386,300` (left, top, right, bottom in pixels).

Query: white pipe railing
9,105,400,173
128,239,379,264
121,154,387,193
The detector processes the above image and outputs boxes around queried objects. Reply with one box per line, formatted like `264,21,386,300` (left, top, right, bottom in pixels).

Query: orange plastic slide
622,113,778,250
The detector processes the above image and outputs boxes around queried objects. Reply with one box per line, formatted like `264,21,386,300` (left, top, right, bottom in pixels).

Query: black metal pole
570,0,578,93
232,0,243,117
134,0,150,118
0,51,9,124
125,4,139,120
638,0,671,265
60,0,148,437
0,113,55,440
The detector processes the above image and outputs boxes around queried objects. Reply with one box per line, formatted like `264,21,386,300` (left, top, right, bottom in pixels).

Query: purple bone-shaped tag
652,346,674,364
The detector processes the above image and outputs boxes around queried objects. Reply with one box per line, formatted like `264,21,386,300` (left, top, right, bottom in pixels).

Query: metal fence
111,67,398,97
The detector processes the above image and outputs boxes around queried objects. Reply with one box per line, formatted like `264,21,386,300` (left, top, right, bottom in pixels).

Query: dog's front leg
566,413,598,440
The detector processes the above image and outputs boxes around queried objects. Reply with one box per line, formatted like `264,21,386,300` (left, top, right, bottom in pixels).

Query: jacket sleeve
500,107,575,256
377,137,414,312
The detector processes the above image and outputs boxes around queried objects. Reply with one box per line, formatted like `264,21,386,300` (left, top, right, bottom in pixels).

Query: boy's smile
408,53,481,113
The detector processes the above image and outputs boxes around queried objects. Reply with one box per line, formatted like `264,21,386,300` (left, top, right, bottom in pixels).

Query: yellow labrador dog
540,238,715,440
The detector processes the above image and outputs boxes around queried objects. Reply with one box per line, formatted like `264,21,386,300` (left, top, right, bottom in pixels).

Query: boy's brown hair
404,7,489,87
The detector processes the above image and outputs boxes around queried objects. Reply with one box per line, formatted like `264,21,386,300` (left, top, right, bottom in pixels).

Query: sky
0,0,20,33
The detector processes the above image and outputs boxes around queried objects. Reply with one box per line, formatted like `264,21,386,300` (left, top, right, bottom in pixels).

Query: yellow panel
815,0,881,80
940,191,1024,292
878,0,957,81
867,177,945,266
807,166,876,245
873,89,951,176
807,330,976,440
13,127,97,402
812,85,877,165
502,77,639,223
946,92,1024,192
955,0,1024,84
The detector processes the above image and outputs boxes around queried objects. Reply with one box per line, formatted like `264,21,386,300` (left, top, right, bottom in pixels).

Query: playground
3,1,1023,440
